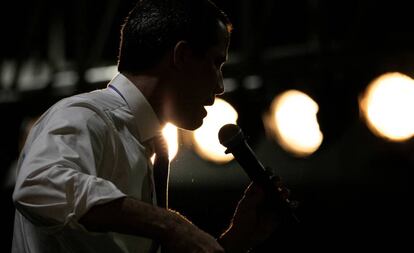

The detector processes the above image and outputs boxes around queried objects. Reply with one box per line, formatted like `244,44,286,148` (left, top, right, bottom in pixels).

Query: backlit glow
163,122,179,160
151,123,179,163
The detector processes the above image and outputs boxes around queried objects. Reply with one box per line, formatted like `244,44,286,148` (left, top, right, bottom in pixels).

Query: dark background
1,0,414,251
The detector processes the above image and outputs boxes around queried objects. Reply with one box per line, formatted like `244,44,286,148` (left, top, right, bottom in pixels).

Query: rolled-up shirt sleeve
13,103,126,231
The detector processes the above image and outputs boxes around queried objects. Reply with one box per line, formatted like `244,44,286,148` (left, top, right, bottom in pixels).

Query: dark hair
117,0,232,74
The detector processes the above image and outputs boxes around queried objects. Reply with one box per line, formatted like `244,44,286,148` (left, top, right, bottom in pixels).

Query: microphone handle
226,140,300,223
229,141,270,186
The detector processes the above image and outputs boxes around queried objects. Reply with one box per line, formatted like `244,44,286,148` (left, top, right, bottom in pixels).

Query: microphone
218,124,299,223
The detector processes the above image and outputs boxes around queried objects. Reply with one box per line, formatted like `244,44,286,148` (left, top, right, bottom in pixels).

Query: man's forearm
79,196,184,241
80,196,226,252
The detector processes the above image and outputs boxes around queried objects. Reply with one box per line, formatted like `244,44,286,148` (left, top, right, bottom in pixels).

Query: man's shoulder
40,90,120,127
53,88,123,113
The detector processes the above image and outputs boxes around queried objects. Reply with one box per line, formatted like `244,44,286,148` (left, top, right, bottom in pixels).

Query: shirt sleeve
13,102,126,232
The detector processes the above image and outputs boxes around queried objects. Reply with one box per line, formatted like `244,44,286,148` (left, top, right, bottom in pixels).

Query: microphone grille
218,124,242,146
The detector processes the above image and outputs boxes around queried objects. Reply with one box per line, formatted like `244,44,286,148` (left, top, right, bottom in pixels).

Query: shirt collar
107,73,162,143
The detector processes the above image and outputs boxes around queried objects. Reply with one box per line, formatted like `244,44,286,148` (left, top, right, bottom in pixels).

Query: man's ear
172,40,192,70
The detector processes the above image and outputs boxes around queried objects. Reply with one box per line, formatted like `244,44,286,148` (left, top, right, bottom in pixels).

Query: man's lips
203,97,215,106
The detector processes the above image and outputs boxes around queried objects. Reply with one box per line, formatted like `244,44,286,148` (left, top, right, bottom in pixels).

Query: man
12,0,279,252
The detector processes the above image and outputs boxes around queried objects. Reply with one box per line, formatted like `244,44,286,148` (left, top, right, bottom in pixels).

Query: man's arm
79,196,225,253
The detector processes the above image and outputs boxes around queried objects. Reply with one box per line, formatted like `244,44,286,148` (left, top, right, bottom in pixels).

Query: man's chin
173,114,206,131
168,106,207,130
180,119,204,131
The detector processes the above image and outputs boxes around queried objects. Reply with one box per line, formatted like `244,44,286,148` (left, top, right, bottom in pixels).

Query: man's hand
162,210,225,253
218,182,285,252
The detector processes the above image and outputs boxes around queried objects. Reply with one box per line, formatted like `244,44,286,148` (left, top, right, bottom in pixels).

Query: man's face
165,21,229,130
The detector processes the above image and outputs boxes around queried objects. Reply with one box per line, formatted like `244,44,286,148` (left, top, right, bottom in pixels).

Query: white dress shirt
12,73,162,253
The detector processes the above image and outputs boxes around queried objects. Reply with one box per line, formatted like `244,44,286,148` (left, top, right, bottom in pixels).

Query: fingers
244,182,264,196
245,177,291,201
242,182,266,207
277,184,291,201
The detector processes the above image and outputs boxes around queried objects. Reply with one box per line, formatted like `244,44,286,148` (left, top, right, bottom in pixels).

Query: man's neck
122,72,167,128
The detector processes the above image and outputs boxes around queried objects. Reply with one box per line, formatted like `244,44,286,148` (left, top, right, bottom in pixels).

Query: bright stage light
193,98,238,163
264,90,323,157
359,72,414,141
